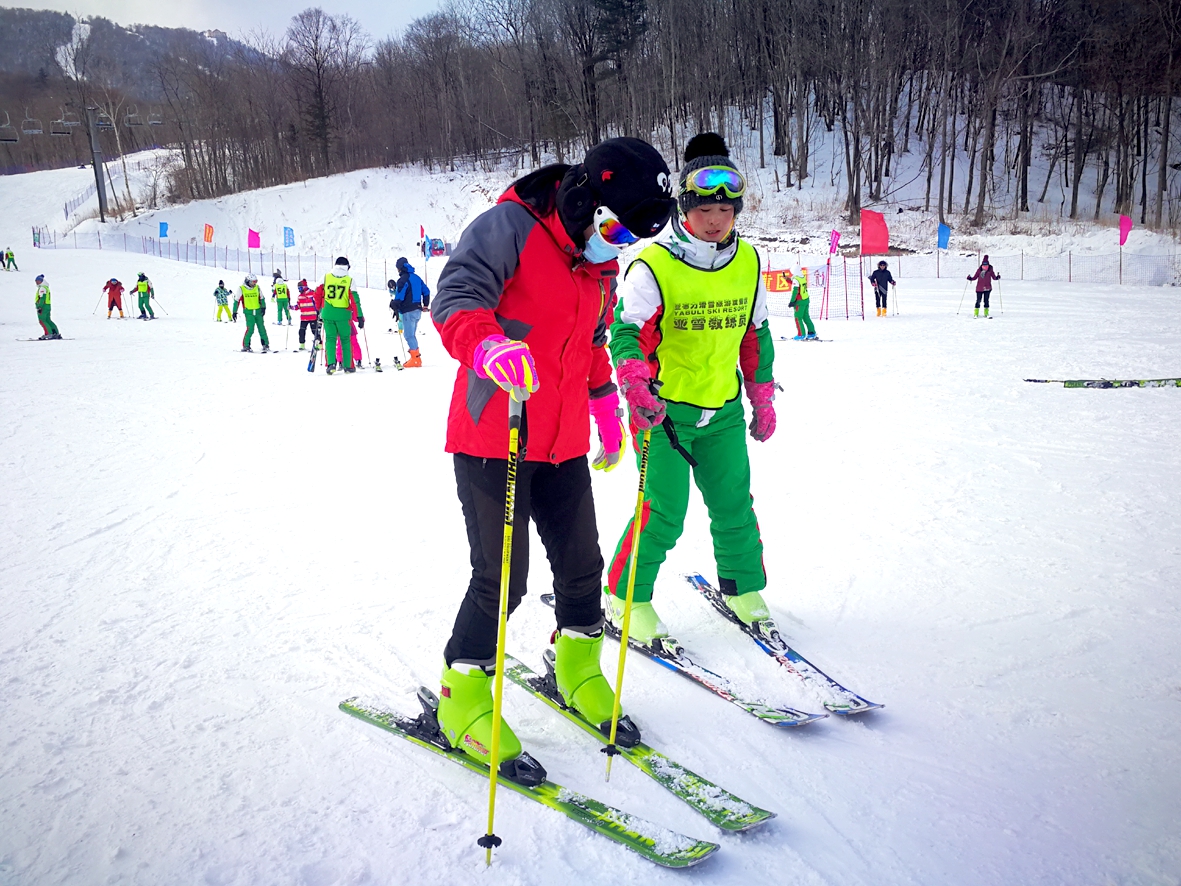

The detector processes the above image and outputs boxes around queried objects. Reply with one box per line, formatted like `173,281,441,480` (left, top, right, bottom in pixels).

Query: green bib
631,241,760,409
240,284,261,310
323,274,353,309
274,282,288,299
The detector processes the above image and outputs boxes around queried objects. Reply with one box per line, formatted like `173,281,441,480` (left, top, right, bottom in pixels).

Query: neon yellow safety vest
793,279,809,301
36,284,51,305
137,280,149,294
239,284,262,310
323,273,353,309
630,240,760,409
274,282,288,299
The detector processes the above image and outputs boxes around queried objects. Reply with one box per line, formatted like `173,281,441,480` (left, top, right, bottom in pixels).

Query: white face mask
582,229,623,264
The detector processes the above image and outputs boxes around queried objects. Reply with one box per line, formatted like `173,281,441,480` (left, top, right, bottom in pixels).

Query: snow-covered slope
2,161,1180,886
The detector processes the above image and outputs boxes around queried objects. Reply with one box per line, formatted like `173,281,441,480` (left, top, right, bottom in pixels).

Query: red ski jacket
432,172,617,464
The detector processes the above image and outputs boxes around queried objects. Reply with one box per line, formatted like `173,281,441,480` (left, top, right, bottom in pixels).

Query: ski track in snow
2,165,1181,886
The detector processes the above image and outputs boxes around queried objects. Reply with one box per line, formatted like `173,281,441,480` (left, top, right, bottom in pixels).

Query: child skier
869,260,895,316
968,255,1000,317
135,273,155,320
272,271,292,325
4,247,17,271
391,257,429,367
606,132,777,645
236,274,270,352
295,280,320,350
213,280,232,322
35,275,61,339
430,137,676,780
790,267,817,340
104,278,125,318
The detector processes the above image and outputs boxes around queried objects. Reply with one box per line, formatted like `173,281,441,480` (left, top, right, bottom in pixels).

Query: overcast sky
13,0,443,42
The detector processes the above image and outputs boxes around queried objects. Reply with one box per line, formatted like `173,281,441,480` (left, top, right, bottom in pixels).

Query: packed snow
2,155,1180,886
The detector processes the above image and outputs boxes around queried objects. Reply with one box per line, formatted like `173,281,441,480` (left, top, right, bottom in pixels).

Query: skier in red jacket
103,278,125,319
429,138,676,783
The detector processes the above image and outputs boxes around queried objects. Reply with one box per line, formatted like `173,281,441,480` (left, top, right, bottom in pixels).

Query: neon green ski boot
604,589,668,645
725,590,771,626
437,661,545,785
549,625,642,745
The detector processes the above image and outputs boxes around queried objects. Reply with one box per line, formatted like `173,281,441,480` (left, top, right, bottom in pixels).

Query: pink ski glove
745,380,776,442
589,390,626,472
474,334,539,401
617,359,666,430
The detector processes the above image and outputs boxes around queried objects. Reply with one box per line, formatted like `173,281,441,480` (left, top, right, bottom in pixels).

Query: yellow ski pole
479,391,527,866
604,427,651,781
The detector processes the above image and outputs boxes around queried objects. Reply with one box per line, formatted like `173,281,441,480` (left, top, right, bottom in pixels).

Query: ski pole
362,326,372,367
285,322,290,352
892,283,899,316
956,280,970,314
91,291,104,315
480,392,528,866
397,328,407,360
152,294,169,315
997,280,1004,315
605,427,651,782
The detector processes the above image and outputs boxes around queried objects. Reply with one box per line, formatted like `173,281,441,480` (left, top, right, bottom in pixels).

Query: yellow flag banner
203,224,214,244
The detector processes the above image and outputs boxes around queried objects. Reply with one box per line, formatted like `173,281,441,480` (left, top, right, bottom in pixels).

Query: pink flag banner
859,210,889,255
1119,215,1133,246
829,230,841,254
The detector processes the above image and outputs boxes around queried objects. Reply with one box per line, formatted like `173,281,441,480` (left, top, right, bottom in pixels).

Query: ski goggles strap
681,165,746,200
594,205,640,247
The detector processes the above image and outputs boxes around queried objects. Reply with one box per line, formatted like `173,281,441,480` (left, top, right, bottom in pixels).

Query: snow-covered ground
3,160,1181,886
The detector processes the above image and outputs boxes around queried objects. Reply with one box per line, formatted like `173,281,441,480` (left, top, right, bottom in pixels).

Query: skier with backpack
391,257,430,367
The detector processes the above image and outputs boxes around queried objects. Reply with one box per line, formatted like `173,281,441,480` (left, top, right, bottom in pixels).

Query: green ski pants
607,397,765,603
37,305,59,336
242,308,269,348
138,292,155,318
321,304,354,369
276,298,291,323
794,299,815,336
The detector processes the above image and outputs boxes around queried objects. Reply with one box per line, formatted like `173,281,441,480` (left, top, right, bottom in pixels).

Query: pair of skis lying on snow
340,574,881,868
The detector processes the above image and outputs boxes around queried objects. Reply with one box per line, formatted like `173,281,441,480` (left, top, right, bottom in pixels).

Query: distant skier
314,257,358,374
790,267,817,340
34,274,61,339
213,280,233,322
235,273,270,352
4,247,17,270
295,279,320,351
135,272,155,320
868,260,895,316
103,278,125,319
272,271,292,325
968,255,1000,318
391,256,429,367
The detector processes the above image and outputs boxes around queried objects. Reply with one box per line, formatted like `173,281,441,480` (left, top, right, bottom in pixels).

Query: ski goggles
594,205,640,247
681,165,746,200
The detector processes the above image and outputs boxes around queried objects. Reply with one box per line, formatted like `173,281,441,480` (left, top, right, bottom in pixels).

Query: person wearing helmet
103,278,125,319
34,274,61,339
314,257,358,373
235,273,270,352
272,270,292,325
135,272,155,320
391,257,430,367
212,280,233,322
295,279,320,350
605,132,777,646
789,267,817,340
868,260,895,317
428,136,677,781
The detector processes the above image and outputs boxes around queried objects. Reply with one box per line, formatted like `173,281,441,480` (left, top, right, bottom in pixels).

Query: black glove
357,316,365,329
232,312,238,322
389,298,397,312
967,275,972,280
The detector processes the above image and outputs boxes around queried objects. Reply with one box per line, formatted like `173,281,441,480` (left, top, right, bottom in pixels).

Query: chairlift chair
21,110,42,135
0,111,18,144
124,104,143,127
50,116,71,137
96,110,114,130
148,108,163,126
62,109,82,127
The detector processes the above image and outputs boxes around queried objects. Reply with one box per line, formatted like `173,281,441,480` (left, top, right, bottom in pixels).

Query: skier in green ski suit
34,274,61,339
606,133,778,644
790,268,817,340
272,271,292,325
316,257,358,373
236,274,270,352
135,273,155,319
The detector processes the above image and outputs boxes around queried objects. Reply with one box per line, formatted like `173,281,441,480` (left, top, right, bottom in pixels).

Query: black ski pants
974,290,991,309
444,453,605,666
298,319,321,345
874,285,888,309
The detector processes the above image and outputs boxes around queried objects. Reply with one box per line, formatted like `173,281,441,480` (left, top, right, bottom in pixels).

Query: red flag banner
247,229,260,249
203,224,214,244
860,210,889,255
762,269,794,292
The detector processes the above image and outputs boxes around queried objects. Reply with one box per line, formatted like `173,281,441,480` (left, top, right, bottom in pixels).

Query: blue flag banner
283,226,295,248
159,222,168,238
937,223,951,250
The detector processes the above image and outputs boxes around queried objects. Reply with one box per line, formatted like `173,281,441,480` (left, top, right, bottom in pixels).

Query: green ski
340,694,719,869
503,654,776,833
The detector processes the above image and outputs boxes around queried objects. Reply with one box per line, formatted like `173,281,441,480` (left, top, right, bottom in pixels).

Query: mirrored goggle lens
686,166,745,198
597,213,639,246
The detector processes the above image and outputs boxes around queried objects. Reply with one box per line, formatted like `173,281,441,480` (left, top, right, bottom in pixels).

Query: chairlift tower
84,106,109,223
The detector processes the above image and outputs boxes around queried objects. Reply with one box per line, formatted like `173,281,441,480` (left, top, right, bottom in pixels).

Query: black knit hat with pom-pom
678,132,743,216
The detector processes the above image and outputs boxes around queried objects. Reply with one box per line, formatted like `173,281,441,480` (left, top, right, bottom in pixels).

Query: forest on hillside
1,0,1179,229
